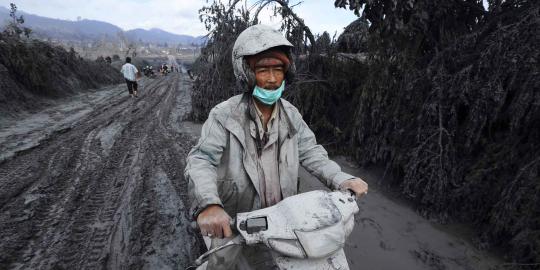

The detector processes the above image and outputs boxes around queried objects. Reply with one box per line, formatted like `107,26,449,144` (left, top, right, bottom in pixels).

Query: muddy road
0,74,200,269
0,73,501,270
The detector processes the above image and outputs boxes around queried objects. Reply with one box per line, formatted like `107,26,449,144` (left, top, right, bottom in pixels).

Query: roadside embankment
0,35,123,117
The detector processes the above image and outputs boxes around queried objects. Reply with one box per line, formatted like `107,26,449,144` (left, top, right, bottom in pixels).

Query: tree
334,0,540,265
315,32,332,53
3,3,32,38
95,56,105,63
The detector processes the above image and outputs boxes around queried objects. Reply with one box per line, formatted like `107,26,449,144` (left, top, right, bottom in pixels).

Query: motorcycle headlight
267,238,307,259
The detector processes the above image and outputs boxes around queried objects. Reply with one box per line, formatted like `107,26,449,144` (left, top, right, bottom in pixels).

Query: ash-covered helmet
232,24,295,90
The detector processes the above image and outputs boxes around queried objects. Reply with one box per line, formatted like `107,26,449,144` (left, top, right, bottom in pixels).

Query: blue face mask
252,81,285,105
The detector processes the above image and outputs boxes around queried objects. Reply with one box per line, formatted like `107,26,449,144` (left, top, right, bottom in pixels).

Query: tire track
0,74,198,270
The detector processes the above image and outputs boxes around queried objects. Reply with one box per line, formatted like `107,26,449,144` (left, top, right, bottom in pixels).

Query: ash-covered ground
0,74,201,269
0,73,501,270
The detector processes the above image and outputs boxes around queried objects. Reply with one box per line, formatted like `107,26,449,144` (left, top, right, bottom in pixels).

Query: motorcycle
143,66,156,78
189,190,359,270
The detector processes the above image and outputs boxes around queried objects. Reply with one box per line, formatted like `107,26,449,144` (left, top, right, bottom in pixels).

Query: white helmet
232,24,295,90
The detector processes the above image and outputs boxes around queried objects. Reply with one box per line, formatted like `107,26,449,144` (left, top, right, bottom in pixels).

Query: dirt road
0,74,200,269
299,158,502,270
0,73,501,270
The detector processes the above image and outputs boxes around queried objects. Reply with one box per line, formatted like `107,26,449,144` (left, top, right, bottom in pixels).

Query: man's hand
196,205,233,239
340,178,368,198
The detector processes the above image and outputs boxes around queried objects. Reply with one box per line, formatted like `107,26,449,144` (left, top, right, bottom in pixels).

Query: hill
0,6,205,45
0,6,122,41
126,28,205,45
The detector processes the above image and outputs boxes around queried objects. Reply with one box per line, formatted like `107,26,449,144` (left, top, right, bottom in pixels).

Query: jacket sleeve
297,118,356,190
185,109,227,219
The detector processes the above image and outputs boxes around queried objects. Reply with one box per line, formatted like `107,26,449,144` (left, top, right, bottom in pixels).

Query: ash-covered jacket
185,93,356,219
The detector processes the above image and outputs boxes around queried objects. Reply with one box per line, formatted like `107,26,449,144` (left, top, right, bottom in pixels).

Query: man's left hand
339,178,368,198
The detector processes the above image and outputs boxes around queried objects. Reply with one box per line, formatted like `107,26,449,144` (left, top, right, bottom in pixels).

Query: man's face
254,58,285,90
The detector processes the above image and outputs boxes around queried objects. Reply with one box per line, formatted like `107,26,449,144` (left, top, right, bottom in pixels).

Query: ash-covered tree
335,0,540,266
3,3,32,38
314,31,332,53
189,0,250,121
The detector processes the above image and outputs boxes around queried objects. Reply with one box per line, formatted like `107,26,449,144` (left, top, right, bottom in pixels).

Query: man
120,57,139,98
185,24,368,270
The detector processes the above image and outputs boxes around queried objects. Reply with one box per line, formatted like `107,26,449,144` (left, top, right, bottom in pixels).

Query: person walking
120,57,139,98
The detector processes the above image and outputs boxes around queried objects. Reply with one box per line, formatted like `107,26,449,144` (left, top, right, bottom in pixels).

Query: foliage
190,0,250,121
336,0,540,265
2,3,32,38
0,36,123,100
335,18,369,53
284,52,367,151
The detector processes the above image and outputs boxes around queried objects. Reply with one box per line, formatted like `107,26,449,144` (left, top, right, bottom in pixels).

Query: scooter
189,190,359,269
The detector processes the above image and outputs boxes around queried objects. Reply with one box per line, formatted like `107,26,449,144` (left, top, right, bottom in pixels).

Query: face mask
253,81,285,105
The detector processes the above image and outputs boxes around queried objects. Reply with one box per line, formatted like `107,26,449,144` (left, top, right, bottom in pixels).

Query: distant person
162,63,169,75
121,57,139,98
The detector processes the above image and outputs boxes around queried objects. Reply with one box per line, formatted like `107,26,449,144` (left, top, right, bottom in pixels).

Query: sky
0,0,360,37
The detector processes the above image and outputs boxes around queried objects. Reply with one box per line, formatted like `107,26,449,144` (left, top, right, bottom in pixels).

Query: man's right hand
196,205,233,239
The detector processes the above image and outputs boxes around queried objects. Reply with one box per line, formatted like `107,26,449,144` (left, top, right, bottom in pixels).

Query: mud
0,71,503,270
299,157,503,270
0,74,201,269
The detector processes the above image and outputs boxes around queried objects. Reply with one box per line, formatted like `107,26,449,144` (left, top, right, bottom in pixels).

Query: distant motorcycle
143,66,156,78
189,190,359,270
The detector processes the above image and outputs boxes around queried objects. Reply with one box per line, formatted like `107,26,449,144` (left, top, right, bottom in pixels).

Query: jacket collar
222,93,297,145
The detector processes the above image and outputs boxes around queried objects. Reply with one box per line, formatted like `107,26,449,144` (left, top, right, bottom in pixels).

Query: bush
0,37,123,102
337,0,539,264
